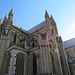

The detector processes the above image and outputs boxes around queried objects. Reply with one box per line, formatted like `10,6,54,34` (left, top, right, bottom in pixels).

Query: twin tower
0,8,13,25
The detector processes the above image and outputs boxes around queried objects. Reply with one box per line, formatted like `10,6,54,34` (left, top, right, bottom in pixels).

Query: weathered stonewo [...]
0,8,71,75
63,38,75,75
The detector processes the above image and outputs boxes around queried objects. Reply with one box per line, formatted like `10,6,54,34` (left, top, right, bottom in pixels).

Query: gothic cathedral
0,8,71,75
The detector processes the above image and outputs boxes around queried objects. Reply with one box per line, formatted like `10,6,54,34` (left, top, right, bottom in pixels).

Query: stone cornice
6,45,28,52
29,46,39,51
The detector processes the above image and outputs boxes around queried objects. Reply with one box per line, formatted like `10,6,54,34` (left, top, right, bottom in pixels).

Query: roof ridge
64,37,75,42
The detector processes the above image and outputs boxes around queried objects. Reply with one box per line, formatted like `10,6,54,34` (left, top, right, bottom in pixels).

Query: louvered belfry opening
15,53,24,75
33,54,37,75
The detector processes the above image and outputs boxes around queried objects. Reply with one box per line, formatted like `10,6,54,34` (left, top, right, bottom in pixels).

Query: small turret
45,10,49,18
50,15,59,35
45,10,50,25
8,8,14,25
3,16,8,24
9,8,14,16
50,15,55,24
59,36,63,43
0,18,2,25
51,15,53,20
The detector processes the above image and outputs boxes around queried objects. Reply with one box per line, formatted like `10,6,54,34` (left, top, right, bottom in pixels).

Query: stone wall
65,46,75,75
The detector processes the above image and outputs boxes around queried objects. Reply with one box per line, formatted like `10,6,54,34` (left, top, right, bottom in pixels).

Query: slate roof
63,38,75,48
28,21,46,34
13,23,29,34
28,17,52,34
13,20,46,34
12,16,54,34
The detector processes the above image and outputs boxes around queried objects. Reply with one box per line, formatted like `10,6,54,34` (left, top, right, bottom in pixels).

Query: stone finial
59,36,63,43
8,8,14,25
50,15,54,22
0,18,2,24
45,10,49,18
9,7,14,16
3,16,8,23
50,15,56,24
0,18,2,22
51,15,53,20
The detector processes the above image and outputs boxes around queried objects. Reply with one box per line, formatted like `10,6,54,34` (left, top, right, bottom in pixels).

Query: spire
3,16,8,23
50,15,56,25
45,10,49,19
50,15,53,22
51,15,53,20
9,7,14,16
8,8,14,25
45,10,50,26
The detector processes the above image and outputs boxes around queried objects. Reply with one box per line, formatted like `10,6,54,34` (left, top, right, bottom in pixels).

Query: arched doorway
50,51,56,74
33,54,37,75
15,53,24,75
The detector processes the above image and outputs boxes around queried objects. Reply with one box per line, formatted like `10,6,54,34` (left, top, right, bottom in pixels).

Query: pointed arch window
33,54,37,75
13,34,16,44
15,53,24,75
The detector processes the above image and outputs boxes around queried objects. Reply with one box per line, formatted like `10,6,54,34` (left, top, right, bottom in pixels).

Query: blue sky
0,0,75,41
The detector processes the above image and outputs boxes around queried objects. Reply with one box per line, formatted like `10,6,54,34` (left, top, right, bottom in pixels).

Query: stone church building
0,8,71,75
63,38,75,75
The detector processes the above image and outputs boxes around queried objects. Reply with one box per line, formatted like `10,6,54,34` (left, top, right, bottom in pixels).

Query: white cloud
62,18,75,41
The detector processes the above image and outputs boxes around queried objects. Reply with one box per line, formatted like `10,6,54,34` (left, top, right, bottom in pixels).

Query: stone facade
63,38,75,75
0,8,70,75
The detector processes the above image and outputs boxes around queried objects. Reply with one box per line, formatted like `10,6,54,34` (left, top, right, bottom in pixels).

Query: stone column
0,37,10,74
46,48,51,73
46,30,51,73
9,50,16,75
42,47,46,73
55,41,63,75
36,53,40,74
38,34,43,73
58,41,71,75
48,49,52,73
24,54,27,75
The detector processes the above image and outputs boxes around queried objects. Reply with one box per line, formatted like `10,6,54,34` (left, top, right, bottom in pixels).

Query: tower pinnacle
45,10,49,19
0,18,2,23
8,8,14,25
9,8,14,16
3,16,8,23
